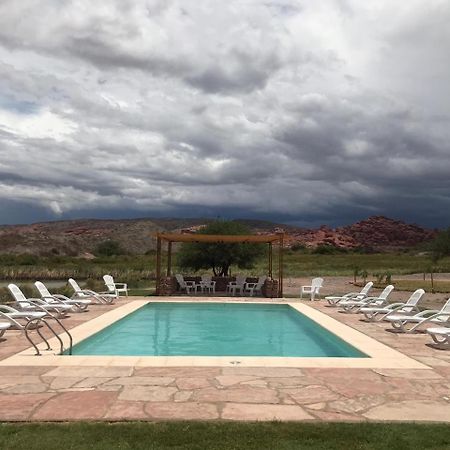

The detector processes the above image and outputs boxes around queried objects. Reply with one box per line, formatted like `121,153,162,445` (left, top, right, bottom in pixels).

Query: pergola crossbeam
154,232,284,297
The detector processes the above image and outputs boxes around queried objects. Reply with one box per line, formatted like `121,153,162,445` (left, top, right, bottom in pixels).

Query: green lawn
1,422,450,450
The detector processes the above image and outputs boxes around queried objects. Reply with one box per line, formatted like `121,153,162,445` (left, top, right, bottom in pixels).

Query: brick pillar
158,276,177,295
263,279,279,298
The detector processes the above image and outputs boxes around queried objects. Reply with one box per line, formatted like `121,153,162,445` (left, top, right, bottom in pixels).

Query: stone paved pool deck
1,295,449,422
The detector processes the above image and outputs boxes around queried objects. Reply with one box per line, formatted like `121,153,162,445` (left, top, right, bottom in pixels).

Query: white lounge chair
8,284,72,318
199,275,216,294
103,275,128,297
0,322,11,338
385,298,450,333
175,274,199,295
243,276,267,297
300,277,324,301
35,281,91,312
226,275,247,296
339,285,394,313
361,289,424,322
426,327,450,346
68,278,116,304
325,282,373,306
0,304,47,328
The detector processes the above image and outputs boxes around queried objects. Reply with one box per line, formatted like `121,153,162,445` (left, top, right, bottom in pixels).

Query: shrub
94,240,125,257
290,243,306,252
312,245,347,255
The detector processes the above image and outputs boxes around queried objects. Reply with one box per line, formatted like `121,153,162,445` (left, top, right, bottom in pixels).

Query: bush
85,278,108,292
0,287,11,304
312,245,347,255
290,243,306,252
94,240,125,257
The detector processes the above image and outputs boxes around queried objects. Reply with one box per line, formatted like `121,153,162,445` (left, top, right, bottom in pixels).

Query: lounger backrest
7,284,26,302
405,289,425,307
0,304,18,314
68,278,82,292
441,298,450,314
379,285,394,299
175,274,186,288
0,310,23,328
257,276,267,288
103,275,116,293
35,281,51,298
361,282,373,295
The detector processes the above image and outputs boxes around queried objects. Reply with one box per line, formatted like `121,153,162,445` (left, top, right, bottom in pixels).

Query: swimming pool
70,302,367,358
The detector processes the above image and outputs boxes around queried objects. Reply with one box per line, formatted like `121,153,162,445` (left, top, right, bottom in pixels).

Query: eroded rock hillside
0,216,437,256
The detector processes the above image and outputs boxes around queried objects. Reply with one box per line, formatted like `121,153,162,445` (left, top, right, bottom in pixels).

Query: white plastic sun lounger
360,289,425,322
68,278,116,304
0,305,47,328
0,322,11,338
8,284,72,318
325,282,373,306
35,281,91,312
426,327,450,345
386,298,450,333
103,275,128,297
339,285,394,313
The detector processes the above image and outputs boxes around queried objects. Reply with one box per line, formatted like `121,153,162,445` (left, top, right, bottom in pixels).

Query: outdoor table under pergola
155,232,284,297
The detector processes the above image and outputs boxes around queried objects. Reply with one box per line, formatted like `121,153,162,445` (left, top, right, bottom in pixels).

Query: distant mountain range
0,216,437,256
0,216,436,257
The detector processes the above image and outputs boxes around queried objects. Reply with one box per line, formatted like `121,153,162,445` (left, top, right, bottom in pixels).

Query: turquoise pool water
70,303,367,357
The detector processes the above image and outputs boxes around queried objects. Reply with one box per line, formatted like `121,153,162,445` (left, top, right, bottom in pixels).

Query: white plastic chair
103,275,128,297
175,274,198,295
226,276,247,296
300,277,323,301
199,275,216,294
243,276,267,297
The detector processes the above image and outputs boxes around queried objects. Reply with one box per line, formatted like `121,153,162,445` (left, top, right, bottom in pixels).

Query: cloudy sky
0,0,449,227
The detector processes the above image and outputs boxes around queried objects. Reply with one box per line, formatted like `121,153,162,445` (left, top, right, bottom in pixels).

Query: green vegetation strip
1,422,450,450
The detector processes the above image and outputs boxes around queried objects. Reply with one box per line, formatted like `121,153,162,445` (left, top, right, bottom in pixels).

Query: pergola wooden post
155,232,284,297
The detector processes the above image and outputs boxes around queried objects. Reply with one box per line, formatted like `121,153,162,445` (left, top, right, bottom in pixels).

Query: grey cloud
0,0,449,227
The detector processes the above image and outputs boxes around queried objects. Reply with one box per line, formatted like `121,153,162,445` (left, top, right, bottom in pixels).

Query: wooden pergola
155,232,284,297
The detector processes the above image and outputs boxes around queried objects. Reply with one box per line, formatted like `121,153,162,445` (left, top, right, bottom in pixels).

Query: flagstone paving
1,297,449,422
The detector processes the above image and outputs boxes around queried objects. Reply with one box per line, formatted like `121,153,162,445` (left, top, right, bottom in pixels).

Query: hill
0,216,437,256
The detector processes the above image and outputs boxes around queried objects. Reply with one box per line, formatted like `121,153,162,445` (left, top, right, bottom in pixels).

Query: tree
176,220,265,276
430,228,450,262
427,228,450,293
95,240,124,257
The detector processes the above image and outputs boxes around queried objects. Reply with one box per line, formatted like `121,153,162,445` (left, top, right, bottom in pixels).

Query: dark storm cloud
0,0,449,226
